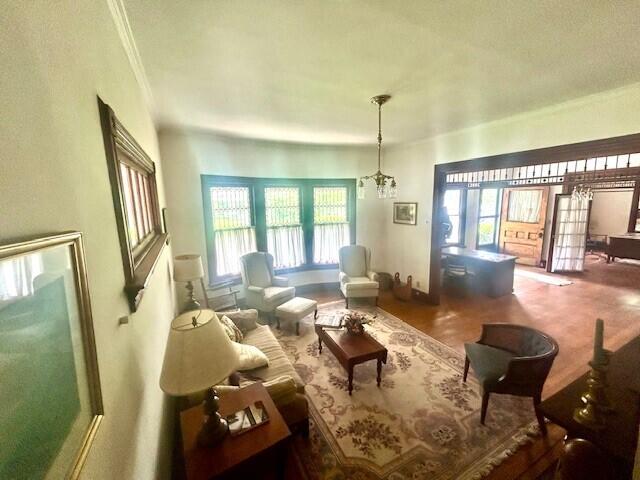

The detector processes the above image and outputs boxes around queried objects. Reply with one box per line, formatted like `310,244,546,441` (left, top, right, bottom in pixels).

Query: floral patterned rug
274,301,541,480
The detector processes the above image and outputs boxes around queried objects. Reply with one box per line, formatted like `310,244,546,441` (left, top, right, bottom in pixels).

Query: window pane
265,187,300,226
214,228,257,276
443,189,461,216
480,189,498,217
119,164,139,247
313,224,350,264
210,186,256,276
478,218,497,246
507,189,542,223
446,215,460,244
210,186,252,230
314,187,348,224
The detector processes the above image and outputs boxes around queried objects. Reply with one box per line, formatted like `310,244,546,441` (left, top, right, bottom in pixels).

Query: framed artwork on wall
0,232,103,479
393,202,418,225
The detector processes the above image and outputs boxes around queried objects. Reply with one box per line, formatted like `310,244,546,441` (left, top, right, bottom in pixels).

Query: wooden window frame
201,175,356,286
476,188,502,251
443,188,467,247
98,98,167,311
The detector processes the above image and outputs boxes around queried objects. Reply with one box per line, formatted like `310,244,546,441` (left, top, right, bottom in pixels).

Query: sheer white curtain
313,223,350,264
508,189,542,223
267,225,305,269
551,195,589,272
0,255,44,300
214,227,257,276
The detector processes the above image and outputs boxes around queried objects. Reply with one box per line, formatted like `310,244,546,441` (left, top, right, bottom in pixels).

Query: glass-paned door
443,189,464,245
550,194,590,272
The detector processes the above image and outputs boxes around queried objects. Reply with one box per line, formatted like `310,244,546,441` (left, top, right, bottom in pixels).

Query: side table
180,383,291,479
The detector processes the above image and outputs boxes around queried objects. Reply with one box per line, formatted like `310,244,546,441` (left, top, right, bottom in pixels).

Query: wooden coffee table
315,325,388,395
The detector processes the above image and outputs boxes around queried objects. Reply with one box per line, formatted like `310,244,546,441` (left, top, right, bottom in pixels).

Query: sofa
181,309,308,434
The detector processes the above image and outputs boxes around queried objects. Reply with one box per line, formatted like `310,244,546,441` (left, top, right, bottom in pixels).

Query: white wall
0,3,174,479
381,82,640,292
589,190,635,236
158,129,382,290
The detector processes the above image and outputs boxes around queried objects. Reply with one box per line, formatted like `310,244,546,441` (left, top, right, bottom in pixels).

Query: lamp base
197,387,229,448
183,281,201,313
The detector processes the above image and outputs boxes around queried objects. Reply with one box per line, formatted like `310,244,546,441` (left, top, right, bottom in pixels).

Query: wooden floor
303,254,640,479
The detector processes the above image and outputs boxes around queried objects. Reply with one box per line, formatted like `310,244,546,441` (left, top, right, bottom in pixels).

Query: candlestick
594,318,604,363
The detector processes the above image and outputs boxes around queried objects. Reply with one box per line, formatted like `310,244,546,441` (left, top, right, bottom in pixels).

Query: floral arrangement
343,311,374,335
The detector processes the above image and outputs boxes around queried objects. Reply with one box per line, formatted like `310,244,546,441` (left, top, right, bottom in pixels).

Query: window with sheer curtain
210,186,257,277
313,187,350,264
202,176,355,283
507,189,543,223
265,187,305,268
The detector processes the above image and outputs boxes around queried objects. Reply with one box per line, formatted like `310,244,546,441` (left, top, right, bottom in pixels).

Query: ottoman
275,297,318,335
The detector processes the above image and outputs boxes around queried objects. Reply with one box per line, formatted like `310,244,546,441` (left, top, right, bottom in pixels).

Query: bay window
201,176,355,284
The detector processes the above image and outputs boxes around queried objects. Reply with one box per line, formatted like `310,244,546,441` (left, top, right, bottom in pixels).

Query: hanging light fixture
358,94,397,200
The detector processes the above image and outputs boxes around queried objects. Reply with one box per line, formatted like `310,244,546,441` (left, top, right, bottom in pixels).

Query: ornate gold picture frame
0,232,103,478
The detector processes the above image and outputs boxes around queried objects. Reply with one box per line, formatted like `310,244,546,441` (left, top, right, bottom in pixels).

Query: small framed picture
393,202,418,225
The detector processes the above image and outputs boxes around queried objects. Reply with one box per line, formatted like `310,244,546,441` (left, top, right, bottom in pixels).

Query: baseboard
295,282,340,294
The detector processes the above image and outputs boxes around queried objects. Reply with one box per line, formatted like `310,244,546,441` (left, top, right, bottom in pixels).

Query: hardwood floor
302,255,640,479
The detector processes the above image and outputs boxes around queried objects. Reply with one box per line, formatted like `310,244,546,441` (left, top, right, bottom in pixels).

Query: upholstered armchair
338,245,379,308
239,252,295,317
463,323,559,434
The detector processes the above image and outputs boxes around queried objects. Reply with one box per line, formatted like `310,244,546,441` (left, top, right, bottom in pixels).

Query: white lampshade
160,309,238,396
173,254,204,282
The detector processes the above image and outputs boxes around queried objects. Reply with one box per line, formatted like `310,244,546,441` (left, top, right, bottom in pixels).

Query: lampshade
173,254,204,282
160,309,238,396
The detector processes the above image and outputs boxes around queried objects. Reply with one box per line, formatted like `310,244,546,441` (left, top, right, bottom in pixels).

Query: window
477,188,502,250
265,187,304,269
443,189,466,245
507,189,543,223
201,176,355,284
99,98,166,312
210,186,257,277
313,187,350,264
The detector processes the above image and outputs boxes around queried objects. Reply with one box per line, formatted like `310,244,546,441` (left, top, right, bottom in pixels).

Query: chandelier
358,94,397,199
572,184,593,201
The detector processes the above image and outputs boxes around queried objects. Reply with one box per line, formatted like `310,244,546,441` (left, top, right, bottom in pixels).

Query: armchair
463,323,558,434
338,245,379,308
239,252,295,317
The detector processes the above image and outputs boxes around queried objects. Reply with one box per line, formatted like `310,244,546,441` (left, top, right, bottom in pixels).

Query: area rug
515,268,572,286
274,301,541,480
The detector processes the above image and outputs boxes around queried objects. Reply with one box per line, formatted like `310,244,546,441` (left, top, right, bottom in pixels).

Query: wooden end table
180,383,291,479
315,325,388,395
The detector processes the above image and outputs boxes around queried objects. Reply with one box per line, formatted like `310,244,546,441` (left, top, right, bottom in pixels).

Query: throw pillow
219,309,258,334
233,342,269,371
220,315,244,343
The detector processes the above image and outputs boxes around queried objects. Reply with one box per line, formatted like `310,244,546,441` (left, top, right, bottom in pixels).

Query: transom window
201,176,356,284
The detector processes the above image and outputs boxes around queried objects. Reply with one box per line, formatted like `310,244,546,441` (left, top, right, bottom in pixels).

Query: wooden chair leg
480,391,490,425
345,298,349,309
533,394,547,436
463,356,470,382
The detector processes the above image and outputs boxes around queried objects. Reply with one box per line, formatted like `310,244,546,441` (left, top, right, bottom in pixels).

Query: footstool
275,297,318,335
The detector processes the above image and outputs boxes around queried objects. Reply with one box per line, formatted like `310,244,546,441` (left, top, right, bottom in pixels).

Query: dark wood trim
441,132,640,174
629,180,640,233
98,96,164,312
430,132,640,304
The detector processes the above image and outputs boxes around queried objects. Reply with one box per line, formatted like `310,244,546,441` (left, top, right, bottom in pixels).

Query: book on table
315,313,344,330
226,401,270,436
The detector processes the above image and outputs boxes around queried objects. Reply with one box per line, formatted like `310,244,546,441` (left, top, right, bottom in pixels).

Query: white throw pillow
233,342,269,371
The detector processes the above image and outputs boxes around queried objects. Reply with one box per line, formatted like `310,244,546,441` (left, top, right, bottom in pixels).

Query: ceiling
124,0,640,145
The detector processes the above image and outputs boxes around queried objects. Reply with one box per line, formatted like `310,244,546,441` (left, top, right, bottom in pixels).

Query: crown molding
106,0,155,110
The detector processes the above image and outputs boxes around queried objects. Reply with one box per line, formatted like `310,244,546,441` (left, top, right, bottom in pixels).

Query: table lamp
160,309,239,447
174,254,205,312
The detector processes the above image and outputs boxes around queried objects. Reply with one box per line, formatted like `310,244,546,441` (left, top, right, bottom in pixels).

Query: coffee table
315,325,388,395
